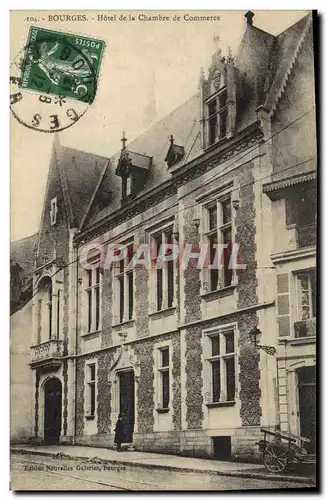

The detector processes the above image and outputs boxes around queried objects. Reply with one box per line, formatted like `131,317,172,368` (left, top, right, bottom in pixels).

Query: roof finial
213,35,220,52
199,66,205,84
212,35,222,64
121,130,127,150
227,45,233,62
245,11,254,27
169,134,174,145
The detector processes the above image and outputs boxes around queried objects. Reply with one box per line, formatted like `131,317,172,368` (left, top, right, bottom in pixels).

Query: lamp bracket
257,344,276,356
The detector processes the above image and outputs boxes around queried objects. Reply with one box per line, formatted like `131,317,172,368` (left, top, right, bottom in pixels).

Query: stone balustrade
30,339,64,365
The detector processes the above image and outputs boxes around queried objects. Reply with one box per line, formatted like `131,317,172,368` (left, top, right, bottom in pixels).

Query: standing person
114,414,124,452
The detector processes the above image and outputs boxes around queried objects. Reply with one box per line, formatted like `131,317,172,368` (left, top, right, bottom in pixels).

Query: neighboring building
10,233,38,442
16,11,316,459
262,11,316,453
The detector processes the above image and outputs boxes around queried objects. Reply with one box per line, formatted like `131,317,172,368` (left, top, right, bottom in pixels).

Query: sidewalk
11,444,315,485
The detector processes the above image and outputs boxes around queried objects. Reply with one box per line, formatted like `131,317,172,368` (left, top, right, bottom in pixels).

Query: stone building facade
22,11,316,459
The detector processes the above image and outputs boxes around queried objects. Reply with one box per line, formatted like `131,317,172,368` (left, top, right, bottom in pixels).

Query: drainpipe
283,340,290,434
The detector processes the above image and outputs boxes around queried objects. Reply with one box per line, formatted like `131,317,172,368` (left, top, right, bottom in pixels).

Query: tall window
204,195,233,291
116,241,134,323
87,363,96,417
207,90,227,146
296,269,316,321
46,281,52,340
86,268,101,333
206,329,235,403
56,289,61,339
153,228,174,311
158,347,170,409
37,276,53,342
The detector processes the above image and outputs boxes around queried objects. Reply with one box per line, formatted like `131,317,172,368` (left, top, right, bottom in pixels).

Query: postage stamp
10,27,105,133
20,26,105,104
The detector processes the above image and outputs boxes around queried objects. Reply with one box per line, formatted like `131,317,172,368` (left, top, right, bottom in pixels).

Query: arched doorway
44,377,62,444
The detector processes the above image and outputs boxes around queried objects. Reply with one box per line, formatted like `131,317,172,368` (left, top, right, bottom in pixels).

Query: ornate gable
199,43,237,149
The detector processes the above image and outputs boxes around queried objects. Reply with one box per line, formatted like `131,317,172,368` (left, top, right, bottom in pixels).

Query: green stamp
20,27,105,104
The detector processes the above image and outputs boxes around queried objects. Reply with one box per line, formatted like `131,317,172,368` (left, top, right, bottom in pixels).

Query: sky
10,9,309,242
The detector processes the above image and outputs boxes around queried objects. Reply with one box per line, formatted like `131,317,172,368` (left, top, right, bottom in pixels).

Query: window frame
46,282,53,340
158,347,170,409
113,239,135,324
295,268,316,322
202,192,234,292
155,342,172,411
205,88,228,148
85,361,97,418
85,267,101,333
204,326,237,405
37,276,54,343
149,223,176,313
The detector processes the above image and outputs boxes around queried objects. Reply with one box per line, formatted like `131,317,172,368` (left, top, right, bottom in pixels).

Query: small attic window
164,135,185,168
50,197,58,226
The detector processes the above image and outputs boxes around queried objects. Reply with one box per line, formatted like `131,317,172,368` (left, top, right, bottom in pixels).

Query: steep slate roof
82,12,312,231
264,13,312,115
10,233,38,279
84,93,201,227
57,145,109,229
234,24,276,131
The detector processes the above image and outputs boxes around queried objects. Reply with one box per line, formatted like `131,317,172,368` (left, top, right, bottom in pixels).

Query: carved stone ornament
109,343,141,382
212,70,221,90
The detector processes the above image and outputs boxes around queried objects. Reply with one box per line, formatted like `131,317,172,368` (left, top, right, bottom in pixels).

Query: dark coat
114,418,125,443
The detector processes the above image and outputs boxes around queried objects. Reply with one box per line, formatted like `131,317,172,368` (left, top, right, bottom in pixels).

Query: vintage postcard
10,10,317,491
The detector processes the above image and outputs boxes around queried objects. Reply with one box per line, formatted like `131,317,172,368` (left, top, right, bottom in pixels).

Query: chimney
245,11,254,27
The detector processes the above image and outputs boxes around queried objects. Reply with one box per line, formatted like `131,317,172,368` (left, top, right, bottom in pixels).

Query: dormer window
164,135,185,168
199,44,236,150
207,90,227,146
116,131,152,205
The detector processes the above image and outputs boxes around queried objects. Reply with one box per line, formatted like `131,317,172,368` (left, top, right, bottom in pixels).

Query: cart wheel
263,445,288,473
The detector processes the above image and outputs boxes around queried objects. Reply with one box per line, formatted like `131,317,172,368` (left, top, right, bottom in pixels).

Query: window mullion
220,353,225,402
123,267,128,323
296,275,301,322
217,200,223,288
162,231,168,310
90,283,95,332
308,276,313,318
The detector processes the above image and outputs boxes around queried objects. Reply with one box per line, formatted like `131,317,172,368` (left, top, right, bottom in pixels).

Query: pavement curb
11,448,315,486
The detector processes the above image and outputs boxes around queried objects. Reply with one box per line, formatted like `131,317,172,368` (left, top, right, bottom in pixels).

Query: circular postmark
10,35,98,133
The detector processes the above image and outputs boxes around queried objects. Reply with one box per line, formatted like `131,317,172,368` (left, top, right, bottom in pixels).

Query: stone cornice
75,122,263,245
54,300,275,360
177,300,275,330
